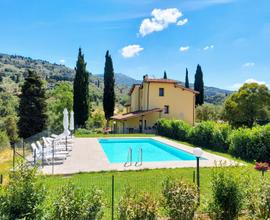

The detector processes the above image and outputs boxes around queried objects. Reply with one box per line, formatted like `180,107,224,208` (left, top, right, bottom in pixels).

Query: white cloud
177,18,188,26
242,62,255,68
203,45,214,50
121,44,144,58
231,78,268,90
59,59,65,64
179,46,190,52
139,8,187,36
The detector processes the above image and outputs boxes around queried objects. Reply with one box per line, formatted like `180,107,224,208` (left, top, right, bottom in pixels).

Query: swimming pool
99,138,198,163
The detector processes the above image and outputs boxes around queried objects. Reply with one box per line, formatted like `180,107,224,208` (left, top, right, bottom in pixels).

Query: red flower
255,162,269,172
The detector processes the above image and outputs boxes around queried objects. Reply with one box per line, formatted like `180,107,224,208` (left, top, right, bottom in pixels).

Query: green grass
43,166,268,219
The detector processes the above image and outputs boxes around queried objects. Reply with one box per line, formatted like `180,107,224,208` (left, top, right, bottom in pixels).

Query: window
159,88,164,96
164,105,169,114
144,120,147,129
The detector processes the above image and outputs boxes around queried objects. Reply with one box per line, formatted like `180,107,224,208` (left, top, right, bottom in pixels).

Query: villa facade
111,75,199,133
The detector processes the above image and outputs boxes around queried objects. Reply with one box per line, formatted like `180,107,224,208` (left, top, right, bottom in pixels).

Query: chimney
143,74,149,81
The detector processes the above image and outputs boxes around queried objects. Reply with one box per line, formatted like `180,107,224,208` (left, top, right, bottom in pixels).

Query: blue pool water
99,138,198,163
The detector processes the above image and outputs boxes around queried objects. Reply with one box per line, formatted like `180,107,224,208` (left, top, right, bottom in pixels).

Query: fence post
111,175,115,220
52,140,55,175
34,149,36,165
13,144,15,171
0,174,3,184
22,139,25,158
193,170,195,183
42,143,44,168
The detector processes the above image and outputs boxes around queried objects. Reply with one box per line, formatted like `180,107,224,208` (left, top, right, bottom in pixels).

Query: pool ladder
135,147,143,166
124,147,143,167
124,147,133,166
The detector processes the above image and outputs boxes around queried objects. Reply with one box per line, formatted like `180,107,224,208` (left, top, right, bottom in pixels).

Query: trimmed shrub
156,118,173,138
118,187,159,220
189,121,231,152
209,165,244,220
0,164,45,219
171,120,192,141
229,124,270,162
49,183,104,220
156,119,191,141
162,178,198,220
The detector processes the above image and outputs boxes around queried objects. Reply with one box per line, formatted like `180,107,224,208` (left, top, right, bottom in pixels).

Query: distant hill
0,53,232,105
96,73,141,86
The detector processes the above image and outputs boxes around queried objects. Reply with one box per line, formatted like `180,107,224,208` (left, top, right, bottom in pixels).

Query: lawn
43,165,268,219
1,134,269,218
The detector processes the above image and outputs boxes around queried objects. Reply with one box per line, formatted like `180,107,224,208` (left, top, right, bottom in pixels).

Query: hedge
156,119,270,162
229,124,270,162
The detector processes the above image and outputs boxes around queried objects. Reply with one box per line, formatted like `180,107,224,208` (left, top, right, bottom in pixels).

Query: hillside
0,53,232,105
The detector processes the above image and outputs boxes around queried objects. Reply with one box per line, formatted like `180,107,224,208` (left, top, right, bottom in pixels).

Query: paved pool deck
41,136,238,175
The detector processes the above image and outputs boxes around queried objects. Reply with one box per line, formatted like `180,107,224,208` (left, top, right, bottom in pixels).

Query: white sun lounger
31,143,66,164
36,141,69,156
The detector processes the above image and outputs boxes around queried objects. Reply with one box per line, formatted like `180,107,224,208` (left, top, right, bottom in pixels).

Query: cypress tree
185,68,189,88
163,71,167,79
103,50,115,127
18,70,47,138
73,48,89,128
194,64,204,106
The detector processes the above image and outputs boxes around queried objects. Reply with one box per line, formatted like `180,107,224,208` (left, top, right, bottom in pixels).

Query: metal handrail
135,147,143,166
124,147,132,166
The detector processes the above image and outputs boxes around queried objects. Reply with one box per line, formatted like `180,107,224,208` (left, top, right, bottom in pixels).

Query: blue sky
0,0,269,90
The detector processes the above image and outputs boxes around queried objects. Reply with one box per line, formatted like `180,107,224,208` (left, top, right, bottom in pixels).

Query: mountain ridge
0,53,232,104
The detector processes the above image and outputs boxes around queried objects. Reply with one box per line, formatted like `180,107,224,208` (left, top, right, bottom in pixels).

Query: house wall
147,83,195,124
127,81,196,126
130,86,140,112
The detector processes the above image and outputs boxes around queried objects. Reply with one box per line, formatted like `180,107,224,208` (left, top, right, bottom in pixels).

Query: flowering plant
255,162,269,172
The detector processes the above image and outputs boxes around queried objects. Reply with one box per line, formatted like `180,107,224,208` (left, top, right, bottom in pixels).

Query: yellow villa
111,75,199,134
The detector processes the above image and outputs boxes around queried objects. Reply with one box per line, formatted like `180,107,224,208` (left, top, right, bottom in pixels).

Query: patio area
41,136,237,175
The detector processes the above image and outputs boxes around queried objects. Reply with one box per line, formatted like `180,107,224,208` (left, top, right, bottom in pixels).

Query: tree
185,68,189,88
163,71,167,79
47,82,73,132
196,104,223,122
194,64,204,105
223,83,270,127
103,50,115,127
17,70,47,138
73,48,89,128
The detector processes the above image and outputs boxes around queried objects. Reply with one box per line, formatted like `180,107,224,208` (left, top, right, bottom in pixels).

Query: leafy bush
118,187,159,220
246,178,270,219
0,131,10,149
229,124,270,162
0,164,45,219
156,118,173,138
162,178,198,220
86,110,106,130
75,128,103,136
156,119,191,141
256,180,270,219
189,121,231,152
49,183,104,220
209,165,244,220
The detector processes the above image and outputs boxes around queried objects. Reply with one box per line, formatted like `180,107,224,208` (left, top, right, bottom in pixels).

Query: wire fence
12,130,52,170
45,170,198,220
